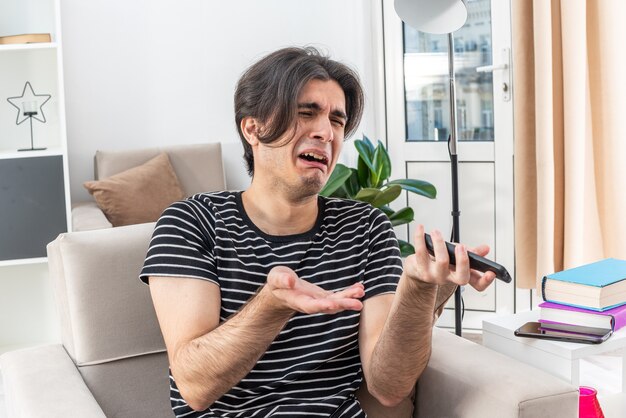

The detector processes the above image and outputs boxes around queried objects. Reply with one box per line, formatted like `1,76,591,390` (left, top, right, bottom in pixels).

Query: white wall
0,0,384,350
60,0,384,202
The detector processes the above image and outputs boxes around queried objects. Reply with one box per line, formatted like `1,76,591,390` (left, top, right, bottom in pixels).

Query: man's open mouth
298,152,329,166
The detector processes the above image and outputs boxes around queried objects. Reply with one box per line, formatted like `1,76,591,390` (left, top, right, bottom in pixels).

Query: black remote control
424,233,512,283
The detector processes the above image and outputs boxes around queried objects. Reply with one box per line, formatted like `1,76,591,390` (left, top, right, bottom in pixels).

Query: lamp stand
391,0,469,336
447,32,463,337
18,115,47,152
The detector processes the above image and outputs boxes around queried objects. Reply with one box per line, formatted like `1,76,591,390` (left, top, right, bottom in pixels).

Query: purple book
539,301,626,332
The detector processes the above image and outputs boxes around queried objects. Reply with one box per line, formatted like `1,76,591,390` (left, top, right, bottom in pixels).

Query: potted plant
320,136,436,257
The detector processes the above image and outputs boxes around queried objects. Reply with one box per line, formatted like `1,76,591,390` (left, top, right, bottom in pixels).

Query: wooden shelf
0,257,47,268
0,148,64,160
0,42,57,52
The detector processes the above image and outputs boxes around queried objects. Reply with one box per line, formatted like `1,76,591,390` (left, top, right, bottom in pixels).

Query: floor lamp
394,0,468,336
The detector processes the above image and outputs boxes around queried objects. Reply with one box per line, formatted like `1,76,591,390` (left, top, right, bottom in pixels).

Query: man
140,47,496,417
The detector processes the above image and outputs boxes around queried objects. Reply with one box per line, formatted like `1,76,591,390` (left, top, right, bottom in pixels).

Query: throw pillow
84,152,185,227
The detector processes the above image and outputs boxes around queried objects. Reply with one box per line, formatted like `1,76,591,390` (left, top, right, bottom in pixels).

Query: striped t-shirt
140,191,403,417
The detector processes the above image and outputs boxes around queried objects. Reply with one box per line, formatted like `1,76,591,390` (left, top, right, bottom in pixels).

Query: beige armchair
0,224,579,418
72,143,226,231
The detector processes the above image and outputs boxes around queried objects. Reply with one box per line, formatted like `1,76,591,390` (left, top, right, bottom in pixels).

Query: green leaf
398,239,415,258
354,187,380,204
389,207,414,227
370,146,383,187
379,205,395,217
361,135,376,154
371,185,402,208
344,169,360,198
386,179,437,199
355,140,376,174
376,140,392,182
391,218,411,227
334,185,348,198
357,156,370,188
319,164,352,197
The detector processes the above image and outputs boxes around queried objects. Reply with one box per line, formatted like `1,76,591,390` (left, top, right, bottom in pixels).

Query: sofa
0,223,579,417
72,143,226,231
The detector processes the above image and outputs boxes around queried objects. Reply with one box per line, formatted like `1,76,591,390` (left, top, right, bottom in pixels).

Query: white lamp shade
394,0,468,34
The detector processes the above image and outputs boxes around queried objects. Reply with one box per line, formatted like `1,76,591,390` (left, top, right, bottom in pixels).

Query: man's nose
310,117,334,143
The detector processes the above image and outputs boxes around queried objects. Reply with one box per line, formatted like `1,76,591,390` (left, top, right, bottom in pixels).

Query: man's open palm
266,266,365,314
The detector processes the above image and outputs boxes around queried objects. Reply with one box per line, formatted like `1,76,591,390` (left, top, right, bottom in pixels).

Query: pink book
538,301,626,332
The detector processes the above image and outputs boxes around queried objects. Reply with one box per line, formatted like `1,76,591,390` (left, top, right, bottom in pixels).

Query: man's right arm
149,266,364,412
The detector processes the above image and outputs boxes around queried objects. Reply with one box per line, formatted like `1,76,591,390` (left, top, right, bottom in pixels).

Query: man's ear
241,117,261,146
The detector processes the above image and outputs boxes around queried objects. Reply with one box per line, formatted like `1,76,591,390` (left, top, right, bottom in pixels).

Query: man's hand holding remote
403,225,497,291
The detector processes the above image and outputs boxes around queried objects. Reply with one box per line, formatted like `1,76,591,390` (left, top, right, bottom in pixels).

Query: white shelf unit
0,0,71,262
0,42,57,52
0,46,63,153
0,258,48,268
0,147,65,160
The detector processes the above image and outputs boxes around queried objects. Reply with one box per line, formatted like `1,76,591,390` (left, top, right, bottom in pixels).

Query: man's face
254,78,347,199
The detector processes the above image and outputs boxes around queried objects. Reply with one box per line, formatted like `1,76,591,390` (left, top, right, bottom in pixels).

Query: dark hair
234,46,364,176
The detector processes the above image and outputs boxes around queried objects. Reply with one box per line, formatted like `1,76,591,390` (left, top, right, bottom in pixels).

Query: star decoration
7,81,52,125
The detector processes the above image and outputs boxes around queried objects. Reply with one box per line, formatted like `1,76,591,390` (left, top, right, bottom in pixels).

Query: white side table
483,310,626,417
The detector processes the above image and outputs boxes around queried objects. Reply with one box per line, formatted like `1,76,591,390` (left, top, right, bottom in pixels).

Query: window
402,0,494,142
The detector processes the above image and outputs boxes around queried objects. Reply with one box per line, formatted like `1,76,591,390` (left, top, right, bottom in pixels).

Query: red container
579,386,604,418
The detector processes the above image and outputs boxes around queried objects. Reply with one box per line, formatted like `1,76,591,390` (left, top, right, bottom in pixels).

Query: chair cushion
94,143,226,196
71,201,113,231
0,344,106,418
84,153,184,227
356,381,414,418
47,223,166,365
78,352,172,418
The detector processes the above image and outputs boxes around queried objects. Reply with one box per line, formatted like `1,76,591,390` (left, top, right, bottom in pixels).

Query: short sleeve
139,199,219,286
362,208,403,300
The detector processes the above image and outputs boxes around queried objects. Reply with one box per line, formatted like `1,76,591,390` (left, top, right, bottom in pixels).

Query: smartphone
423,233,512,283
514,321,612,344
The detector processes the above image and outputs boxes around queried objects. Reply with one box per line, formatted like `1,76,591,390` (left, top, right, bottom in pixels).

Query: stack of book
540,258,626,332
0,33,51,45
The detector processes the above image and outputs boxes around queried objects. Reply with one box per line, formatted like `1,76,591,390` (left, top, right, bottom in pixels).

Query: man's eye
299,111,313,117
332,119,345,127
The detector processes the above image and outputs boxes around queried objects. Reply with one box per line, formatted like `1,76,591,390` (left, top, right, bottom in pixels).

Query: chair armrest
414,328,579,418
71,201,112,231
0,344,106,418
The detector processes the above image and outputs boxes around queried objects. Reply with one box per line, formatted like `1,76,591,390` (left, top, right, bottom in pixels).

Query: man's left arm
358,225,495,407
